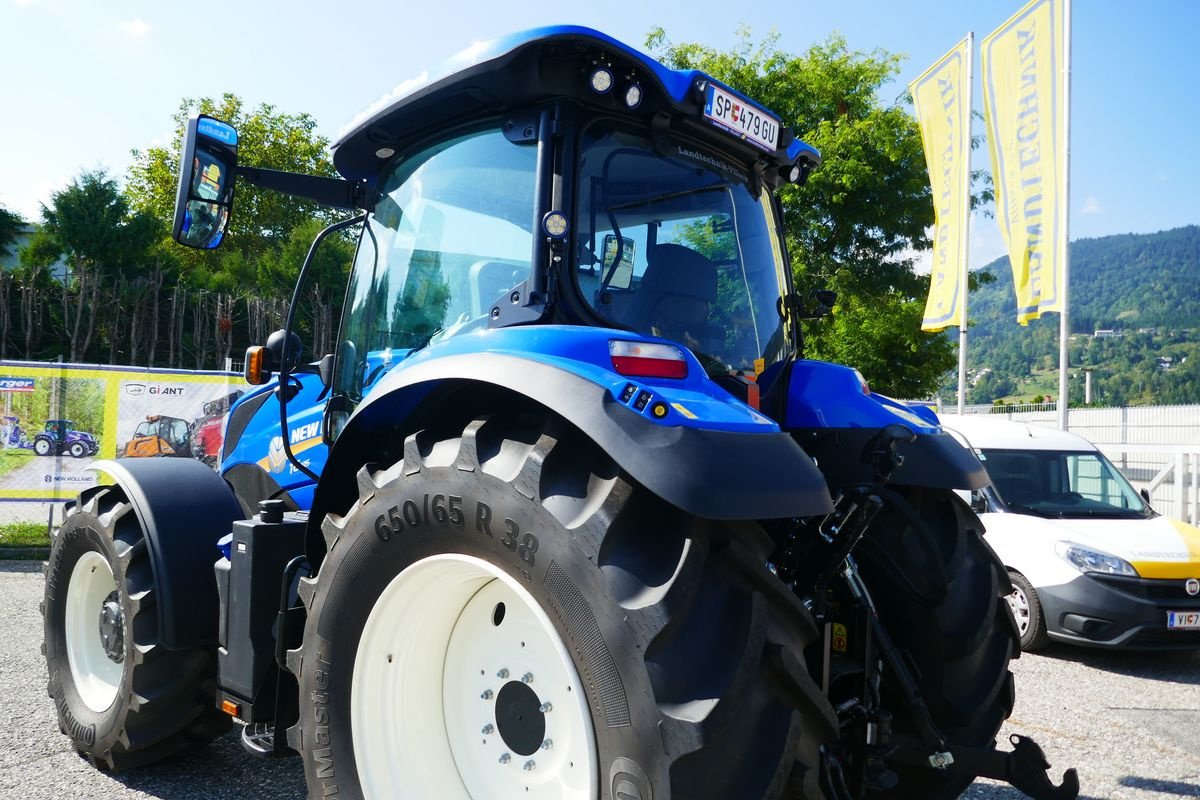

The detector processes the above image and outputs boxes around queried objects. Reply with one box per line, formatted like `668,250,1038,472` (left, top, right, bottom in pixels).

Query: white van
939,415,1200,651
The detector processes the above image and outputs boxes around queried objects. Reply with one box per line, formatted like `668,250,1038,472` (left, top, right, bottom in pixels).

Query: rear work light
609,340,688,379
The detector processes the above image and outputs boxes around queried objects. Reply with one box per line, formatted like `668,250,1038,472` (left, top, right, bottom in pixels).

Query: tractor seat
624,243,719,347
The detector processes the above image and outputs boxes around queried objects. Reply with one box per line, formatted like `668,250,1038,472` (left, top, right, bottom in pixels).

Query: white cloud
118,17,151,36
1079,195,1102,215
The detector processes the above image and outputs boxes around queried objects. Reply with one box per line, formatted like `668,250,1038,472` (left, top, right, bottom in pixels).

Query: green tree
0,203,22,258
33,171,159,362
647,28,957,396
0,203,25,358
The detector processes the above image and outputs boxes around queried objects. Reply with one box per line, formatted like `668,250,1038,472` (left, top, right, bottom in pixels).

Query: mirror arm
235,166,370,210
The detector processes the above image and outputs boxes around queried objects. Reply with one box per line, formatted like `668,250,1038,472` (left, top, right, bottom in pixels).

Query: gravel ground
3,558,1199,799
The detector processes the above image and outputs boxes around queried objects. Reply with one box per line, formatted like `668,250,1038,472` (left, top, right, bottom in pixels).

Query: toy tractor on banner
41,27,1078,800
33,419,99,458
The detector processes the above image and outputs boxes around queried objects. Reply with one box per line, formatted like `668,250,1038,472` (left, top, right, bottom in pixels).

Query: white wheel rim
1007,585,1031,638
352,554,597,800
65,551,123,712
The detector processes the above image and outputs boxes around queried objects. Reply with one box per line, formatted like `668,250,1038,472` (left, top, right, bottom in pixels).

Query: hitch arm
893,733,1080,800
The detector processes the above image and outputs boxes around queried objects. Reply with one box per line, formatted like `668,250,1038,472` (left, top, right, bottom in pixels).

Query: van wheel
289,413,836,799
1007,571,1050,651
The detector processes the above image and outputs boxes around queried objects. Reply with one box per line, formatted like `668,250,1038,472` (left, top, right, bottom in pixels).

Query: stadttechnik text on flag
911,38,972,332
981,0,1066,325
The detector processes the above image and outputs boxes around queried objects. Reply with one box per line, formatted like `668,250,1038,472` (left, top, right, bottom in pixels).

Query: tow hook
895,733,1080,799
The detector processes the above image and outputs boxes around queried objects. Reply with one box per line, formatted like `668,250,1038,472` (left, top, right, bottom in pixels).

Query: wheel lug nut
539,702,552,713
522,672,534,684
481,689,494,700
541,738,553,750
524,759,536,771
499,753,511,764
482,724,494,735
497,668,509,679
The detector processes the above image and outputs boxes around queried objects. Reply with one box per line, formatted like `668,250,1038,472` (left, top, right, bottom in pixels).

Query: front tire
69,442,87,458
291,413,836,800
854,487,1018,799
1007,571,1050,651
42,485,230,770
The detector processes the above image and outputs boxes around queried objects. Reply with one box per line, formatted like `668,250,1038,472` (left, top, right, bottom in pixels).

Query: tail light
609,340,688,379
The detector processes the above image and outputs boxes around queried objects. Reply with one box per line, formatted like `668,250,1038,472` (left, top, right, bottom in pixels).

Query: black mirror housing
265,329,305,374
172,115,239,250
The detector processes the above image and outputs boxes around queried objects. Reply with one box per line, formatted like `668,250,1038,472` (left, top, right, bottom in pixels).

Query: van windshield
979,449,1150,519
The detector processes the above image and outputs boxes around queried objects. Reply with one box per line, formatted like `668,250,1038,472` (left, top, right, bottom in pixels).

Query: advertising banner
911,37,973,332
0,362,242,502
981,0,1067,325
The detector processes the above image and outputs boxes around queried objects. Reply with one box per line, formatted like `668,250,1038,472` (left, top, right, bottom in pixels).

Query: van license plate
703,84,780,153
1167,611,1200,629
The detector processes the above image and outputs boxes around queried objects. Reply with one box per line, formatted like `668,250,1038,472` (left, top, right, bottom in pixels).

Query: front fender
91,458,245,649
311,346,834,558
780,359,989,490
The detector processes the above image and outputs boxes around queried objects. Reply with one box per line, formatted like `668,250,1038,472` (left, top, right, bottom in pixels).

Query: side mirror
1140,488,1152,506
243,330,303,386
318,354,335,388
812,290,837,312
601,233,636,290
970,489,988,514
172,115,239,250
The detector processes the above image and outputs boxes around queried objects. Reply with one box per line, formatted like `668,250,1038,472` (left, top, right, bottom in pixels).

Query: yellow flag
982,0,1067,325
911,38,973,332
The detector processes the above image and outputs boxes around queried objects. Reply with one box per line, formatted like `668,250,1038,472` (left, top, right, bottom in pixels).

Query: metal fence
1,360,242,545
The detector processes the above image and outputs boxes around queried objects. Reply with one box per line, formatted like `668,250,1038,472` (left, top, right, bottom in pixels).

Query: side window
336,129,538,403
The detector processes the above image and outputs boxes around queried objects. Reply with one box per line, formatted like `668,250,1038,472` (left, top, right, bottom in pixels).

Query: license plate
703,83,780,153
1167,611,1200,629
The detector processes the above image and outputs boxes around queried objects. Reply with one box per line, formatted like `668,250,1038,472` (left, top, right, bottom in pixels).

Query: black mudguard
89,458,245,650
310,353,834,562
792,427,990,491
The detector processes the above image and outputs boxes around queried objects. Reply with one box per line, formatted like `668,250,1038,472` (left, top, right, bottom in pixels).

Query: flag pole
1056,0,1072,429
957,32,975,415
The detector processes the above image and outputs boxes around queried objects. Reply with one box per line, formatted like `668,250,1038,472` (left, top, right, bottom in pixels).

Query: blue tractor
42,27,1077,800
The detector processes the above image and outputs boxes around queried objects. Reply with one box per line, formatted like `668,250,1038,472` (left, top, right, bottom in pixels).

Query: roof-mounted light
589,67,614,94
609,340,688,379
623,83,643,109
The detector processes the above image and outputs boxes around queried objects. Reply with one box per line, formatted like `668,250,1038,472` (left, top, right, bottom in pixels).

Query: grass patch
0,449,36,480
0,521,50,548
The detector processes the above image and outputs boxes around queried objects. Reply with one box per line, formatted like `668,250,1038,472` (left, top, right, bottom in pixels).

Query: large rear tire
290,413,836,799
854,486,1018,799
42,485,230,770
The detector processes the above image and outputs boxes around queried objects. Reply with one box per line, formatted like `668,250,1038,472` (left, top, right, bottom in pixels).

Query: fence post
1192,452,1199,526
1177,451,1187,523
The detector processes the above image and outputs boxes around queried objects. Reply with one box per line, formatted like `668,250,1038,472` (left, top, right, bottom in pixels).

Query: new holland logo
1186,578,1200,597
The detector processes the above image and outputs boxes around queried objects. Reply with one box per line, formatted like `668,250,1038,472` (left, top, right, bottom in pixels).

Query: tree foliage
961,225,1200,406
0,203,23,259
647,27,956,397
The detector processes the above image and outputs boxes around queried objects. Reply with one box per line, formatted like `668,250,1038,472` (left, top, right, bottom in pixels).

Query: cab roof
332,25,820,187
938,415,1098,453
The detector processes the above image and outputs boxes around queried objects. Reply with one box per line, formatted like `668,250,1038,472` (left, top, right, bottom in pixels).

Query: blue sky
1,0,1197,270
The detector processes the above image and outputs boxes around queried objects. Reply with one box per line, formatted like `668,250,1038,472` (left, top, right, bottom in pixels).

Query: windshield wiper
1005,503,1058,518
605,182,732,212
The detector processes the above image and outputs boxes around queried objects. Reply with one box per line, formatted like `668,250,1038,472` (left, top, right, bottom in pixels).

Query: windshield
335,127,537,402
980,448,1149,519
574,122,791,375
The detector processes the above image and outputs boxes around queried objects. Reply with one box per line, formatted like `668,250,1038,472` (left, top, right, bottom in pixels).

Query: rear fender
780,359,988,490
309,339,834,567
89,458,245,649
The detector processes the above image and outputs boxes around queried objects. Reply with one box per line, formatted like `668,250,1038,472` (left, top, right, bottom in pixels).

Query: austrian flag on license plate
1167,610,1200,629
703,83,780,153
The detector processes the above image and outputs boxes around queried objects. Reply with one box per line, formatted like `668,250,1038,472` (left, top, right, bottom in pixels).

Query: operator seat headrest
640,243,718,303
